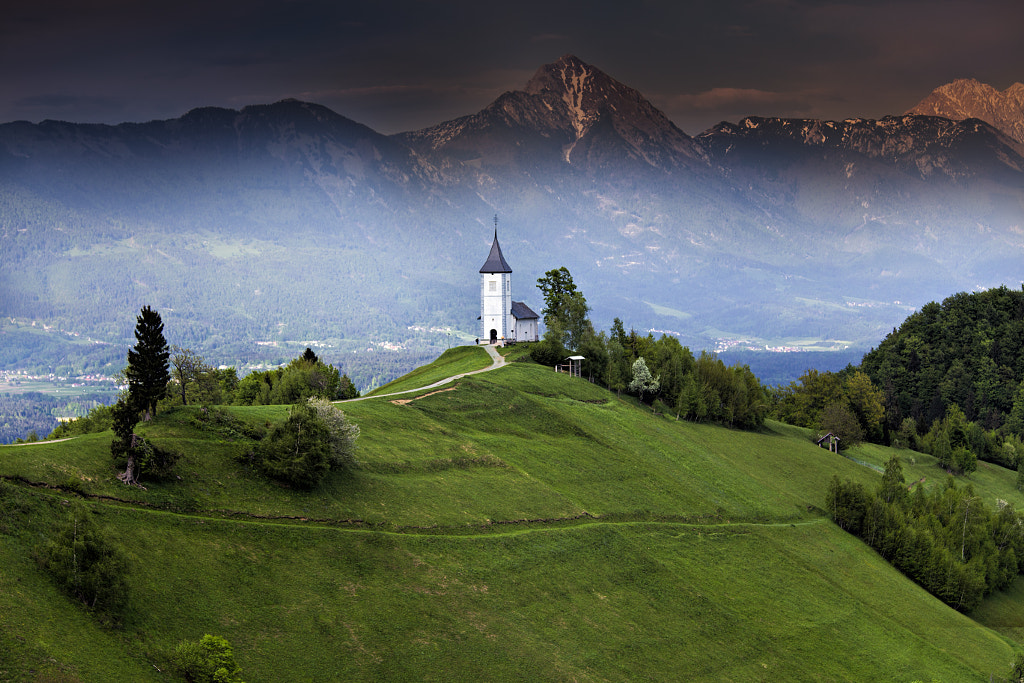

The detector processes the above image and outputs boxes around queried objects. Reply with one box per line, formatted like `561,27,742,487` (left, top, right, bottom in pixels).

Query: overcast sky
3,0,1022,136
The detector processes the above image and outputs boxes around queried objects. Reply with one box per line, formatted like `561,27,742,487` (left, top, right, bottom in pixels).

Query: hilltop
2,346,1023,680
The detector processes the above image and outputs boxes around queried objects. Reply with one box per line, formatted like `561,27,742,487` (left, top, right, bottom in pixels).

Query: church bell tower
479,217,513,344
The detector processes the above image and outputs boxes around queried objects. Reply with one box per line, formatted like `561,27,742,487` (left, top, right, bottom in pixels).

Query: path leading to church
340,345,506,403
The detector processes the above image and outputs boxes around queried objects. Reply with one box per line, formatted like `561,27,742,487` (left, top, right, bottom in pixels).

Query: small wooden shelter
816,432,841,453
556,355,585,378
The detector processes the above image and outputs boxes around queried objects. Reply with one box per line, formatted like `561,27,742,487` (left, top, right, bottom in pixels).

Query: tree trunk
116,434,147,489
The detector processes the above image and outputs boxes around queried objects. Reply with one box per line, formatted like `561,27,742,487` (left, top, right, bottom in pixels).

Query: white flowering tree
629,357,660,408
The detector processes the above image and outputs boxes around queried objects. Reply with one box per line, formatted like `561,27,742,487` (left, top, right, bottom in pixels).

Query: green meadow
365,345,496,397
1,350,1022,681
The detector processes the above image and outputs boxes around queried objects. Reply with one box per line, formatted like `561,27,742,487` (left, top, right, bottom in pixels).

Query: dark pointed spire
479,216,512,273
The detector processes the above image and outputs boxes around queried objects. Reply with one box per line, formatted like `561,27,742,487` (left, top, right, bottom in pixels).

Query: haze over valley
3,56,1023,396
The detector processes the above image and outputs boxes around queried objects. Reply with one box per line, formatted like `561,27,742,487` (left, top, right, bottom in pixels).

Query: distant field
0,380,117,397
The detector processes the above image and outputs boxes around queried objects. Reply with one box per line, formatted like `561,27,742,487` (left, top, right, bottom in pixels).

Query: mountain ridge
2,56,1024,389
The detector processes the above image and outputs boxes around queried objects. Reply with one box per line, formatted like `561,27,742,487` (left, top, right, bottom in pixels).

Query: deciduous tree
256,404,332,488
170,346,210,406
536,267,591,351
306,397,360,469
819,401,863,449
174,634,245,683
629,357,660,407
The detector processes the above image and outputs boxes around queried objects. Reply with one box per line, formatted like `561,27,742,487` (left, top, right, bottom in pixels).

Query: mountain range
1,55,1022,389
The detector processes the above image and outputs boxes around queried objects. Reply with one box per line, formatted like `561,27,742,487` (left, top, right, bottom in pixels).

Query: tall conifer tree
126,305,170,419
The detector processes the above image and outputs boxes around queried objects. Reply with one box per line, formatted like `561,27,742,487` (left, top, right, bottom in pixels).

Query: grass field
1,352,1022,681
364,345,495,397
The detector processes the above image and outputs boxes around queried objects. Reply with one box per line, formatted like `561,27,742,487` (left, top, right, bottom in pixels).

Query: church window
489,281,496,292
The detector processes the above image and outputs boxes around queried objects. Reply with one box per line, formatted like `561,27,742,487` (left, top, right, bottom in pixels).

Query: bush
306,397,360,469
189,406,266,441
34,506,130,620
173,634,244,683
256,405,332,489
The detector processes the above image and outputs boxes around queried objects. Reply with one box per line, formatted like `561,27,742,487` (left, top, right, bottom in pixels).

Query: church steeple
479,216,512,273
479,216,513,344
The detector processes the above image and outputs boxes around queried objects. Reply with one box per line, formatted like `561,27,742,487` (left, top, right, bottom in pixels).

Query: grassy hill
1,346,1023,681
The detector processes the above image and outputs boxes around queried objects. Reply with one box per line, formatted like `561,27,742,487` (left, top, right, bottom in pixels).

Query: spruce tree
126,305,170,419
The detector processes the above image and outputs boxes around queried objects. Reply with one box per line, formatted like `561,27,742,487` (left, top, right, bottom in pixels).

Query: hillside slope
1,352,1022,680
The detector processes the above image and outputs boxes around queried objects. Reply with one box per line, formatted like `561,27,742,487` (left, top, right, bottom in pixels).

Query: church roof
479,229,512,273
511,301,538,320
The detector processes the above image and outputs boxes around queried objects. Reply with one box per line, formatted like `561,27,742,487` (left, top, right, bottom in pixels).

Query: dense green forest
768,287,1024,466
764,286,1024,618
862,286,1024,433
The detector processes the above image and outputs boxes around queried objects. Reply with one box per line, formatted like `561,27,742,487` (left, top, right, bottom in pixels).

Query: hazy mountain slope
0,100,491,379
2,57,1024,390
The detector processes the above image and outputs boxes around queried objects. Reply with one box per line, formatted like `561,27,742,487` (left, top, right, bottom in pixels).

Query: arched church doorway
489,329,498,344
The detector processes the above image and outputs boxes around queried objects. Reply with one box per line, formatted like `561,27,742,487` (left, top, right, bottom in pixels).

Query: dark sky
3,0,1022,136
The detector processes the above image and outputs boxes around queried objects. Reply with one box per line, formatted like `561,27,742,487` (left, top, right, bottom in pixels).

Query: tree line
827,456,1024,612
528,267,768,430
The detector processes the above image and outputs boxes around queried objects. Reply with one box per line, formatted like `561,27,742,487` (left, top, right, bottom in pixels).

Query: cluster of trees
760,287,1024,489
771,368,885,449
529,268,767,429
827,457,1024,612
770,288,1024,480
773,363,1024,477
101,307,361,489
232,347,358,405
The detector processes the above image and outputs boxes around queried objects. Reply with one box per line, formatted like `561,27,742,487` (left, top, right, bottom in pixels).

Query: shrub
255,405,332,489
173,634,245,683
306,397,360,469
34,506,130,620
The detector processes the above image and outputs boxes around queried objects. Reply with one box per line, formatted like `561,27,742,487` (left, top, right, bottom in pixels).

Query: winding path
341,345,506,402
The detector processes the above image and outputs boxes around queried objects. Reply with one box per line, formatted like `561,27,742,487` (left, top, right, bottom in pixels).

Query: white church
479,226,539,345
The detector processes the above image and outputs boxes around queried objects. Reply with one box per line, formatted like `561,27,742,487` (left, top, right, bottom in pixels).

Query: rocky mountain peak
520,55,705,168
400,54,706,174
524,55,685,142
907,78,1024,142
